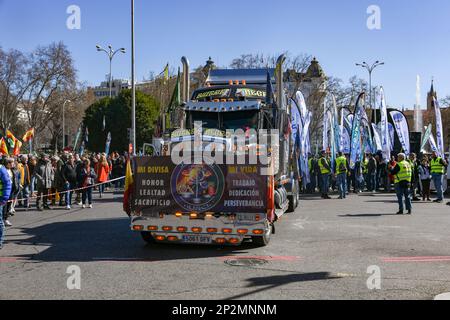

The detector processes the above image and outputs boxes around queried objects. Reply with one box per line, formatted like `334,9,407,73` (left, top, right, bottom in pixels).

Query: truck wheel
287,180,299,213
140,231,155,244
251,224,272,247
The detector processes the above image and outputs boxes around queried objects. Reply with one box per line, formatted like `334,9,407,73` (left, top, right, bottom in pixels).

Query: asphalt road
1,190,449,300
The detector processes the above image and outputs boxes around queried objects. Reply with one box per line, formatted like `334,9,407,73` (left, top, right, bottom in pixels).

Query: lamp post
356,61,384,124
96,45,126,98
62,99,71,150
131,0,136,155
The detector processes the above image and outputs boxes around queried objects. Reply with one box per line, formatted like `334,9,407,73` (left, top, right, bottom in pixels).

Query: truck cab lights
155,235,166,241
148,226,158,231
132,225,144,231
192,227,203,233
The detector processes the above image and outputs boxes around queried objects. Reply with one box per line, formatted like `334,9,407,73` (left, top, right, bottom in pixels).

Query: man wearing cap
389,153,412,215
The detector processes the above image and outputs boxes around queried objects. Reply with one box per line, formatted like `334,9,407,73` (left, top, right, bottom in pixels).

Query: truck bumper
130,214,269,246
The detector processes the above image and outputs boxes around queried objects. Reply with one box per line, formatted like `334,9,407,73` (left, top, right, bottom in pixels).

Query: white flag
390,110,410,155
433,97,445,156
379,87,391,162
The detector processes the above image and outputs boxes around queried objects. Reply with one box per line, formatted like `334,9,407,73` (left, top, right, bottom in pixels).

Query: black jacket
62,163,77,184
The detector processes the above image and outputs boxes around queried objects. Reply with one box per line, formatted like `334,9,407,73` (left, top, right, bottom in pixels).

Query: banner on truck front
132,157,268,215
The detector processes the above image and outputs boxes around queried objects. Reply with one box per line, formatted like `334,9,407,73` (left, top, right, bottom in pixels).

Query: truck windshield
222,110,258,131
190,111,219,128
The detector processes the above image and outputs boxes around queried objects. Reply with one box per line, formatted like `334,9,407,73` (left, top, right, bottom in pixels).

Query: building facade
88,78,131,101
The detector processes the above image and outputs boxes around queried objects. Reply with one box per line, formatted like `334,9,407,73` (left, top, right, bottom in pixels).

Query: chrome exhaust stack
276,54,286,110
181,56,190,102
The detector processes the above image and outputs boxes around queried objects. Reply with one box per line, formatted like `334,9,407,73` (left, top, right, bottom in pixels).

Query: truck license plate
182,235,212,244
237,213,257,221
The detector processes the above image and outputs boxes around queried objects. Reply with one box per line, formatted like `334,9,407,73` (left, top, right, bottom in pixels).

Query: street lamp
355,61,385,124
131,0,136,155
62,99,71,150
96,45,126,98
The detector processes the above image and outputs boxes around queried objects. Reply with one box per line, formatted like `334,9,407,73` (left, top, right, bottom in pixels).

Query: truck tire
251,224,272,247
140,231,155,244
287,180,299,213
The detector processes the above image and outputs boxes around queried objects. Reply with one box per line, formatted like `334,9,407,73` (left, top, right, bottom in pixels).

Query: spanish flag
22,128,35,143
123,158,134,216
13,139,22,156
0,138,9,156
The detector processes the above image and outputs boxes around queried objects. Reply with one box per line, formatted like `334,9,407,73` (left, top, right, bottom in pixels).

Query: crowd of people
305,150,449,214
0,151,128,249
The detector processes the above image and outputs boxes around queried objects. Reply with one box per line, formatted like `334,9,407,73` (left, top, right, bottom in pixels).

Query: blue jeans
82,187,93,205
21,185,30,207
337,173,347,198
368,173,376,191
321,174,330,194
0,205,4,247
99,183,105,196
30,176,36,194
432,174,444,201
395,184,412,211
64,182,74,206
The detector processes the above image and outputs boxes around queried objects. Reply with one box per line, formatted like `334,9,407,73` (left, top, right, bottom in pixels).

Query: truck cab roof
206,68,275,86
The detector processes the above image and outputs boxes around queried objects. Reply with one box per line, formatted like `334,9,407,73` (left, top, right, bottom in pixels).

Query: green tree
83,89,160,153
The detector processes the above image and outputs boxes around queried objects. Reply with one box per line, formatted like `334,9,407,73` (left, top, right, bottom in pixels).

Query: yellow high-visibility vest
394,160,412,184
336,156,348,175
319,157,331,175
431,158,445,174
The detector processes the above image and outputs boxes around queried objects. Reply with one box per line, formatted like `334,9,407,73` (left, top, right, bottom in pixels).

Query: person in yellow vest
430,151,448,203
362,155,369,191
335,152,349,199
388,153,412,215
318,150,331,199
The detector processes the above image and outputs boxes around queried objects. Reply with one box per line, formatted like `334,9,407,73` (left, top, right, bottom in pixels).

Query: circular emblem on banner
171,161,225,212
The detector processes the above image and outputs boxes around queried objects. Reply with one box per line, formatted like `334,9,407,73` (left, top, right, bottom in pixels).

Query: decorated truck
126,55,301,246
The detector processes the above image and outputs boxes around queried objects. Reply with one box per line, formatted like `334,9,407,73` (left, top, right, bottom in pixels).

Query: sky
1,0,449,108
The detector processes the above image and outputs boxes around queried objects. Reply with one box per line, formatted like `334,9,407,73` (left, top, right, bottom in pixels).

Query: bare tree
0,47,30,132
21,42,77,147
